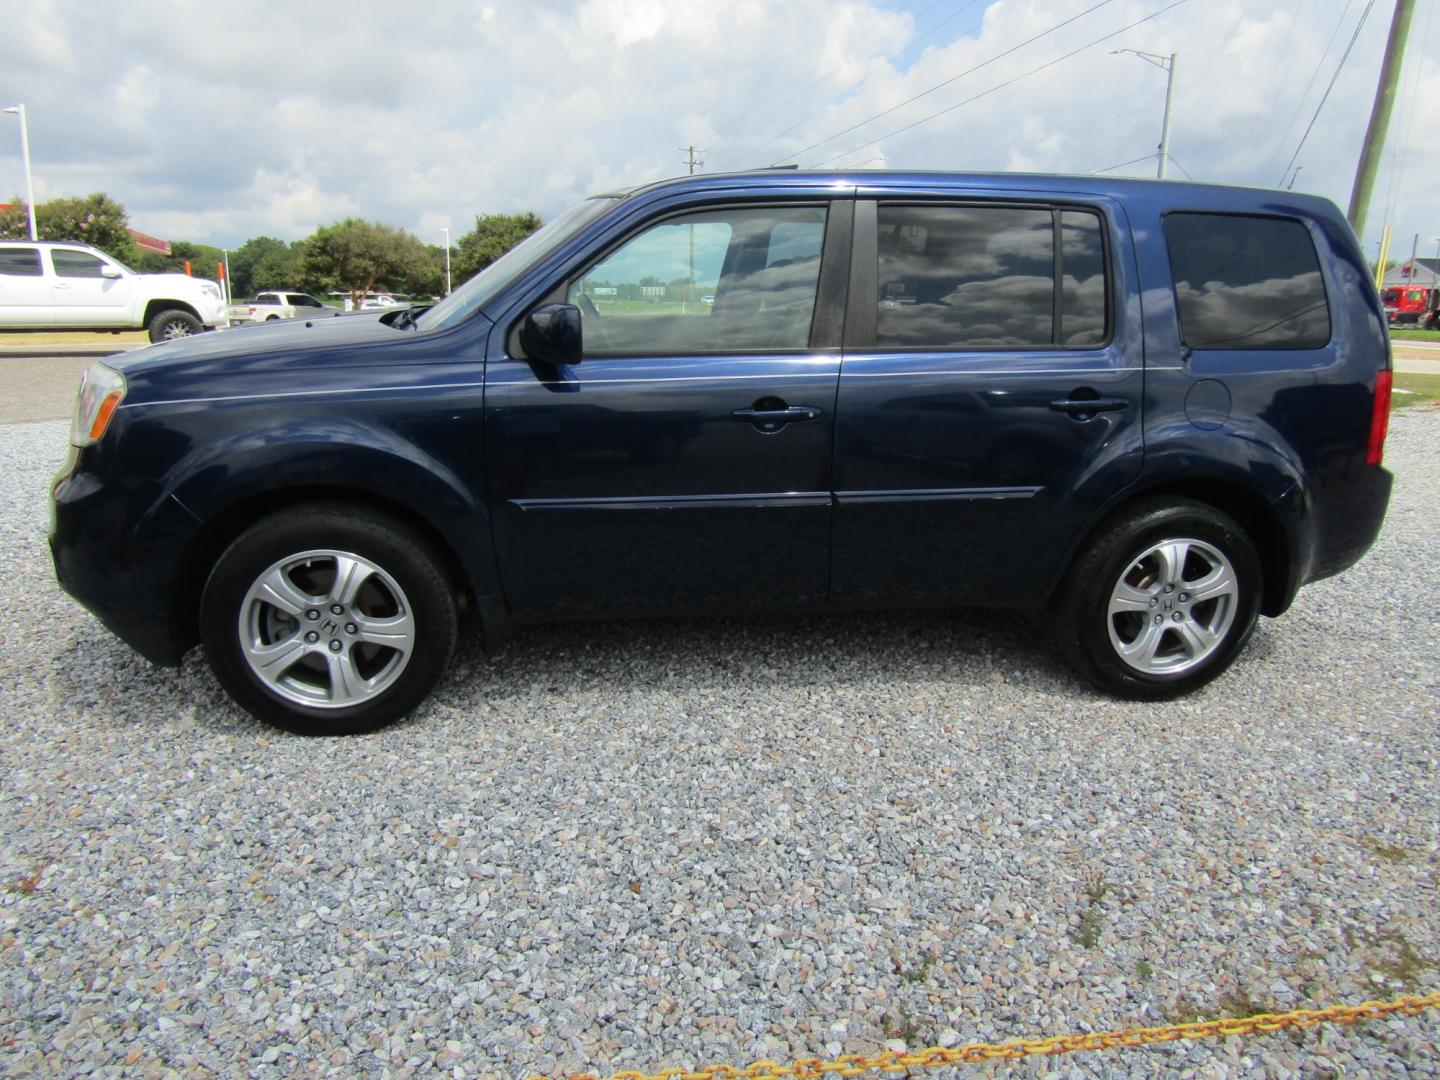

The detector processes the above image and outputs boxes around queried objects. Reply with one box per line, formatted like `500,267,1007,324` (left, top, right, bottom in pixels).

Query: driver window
566,205,826,355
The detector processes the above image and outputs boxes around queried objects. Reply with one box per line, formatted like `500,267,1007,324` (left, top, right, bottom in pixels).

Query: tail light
1366,369,1392,466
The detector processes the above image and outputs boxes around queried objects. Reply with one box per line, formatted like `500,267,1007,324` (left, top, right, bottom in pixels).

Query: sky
1,0,1434,264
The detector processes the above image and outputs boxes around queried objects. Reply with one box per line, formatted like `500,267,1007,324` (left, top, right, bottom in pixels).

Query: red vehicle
1382,279,1440,327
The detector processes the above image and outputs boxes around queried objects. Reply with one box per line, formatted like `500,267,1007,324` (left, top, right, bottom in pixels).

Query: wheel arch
168,483,491,653
1048,476,1298,618
143,299,202,324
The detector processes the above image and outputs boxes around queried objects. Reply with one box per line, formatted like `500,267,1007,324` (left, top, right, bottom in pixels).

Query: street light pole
2,104,38,240
439,226,451,296
1112,50,1177,179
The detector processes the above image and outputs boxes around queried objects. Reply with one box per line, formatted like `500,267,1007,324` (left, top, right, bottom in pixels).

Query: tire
1052,497,1261,700
199,504,458,735
148,309,202,343
266,315,280,322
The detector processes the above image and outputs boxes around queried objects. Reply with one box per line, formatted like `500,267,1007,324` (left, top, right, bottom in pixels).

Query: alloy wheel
236,549,415,709
1105,537,1239,676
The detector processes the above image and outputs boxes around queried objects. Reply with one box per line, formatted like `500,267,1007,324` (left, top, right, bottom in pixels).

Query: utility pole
679,147,705,305
2,104,37,240
1111,50,1177,178
1348,0,1416,234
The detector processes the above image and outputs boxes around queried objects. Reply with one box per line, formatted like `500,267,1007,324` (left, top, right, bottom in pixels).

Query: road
0,354,109,424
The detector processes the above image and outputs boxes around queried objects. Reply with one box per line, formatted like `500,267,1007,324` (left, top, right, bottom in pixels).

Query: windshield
423,196,621,331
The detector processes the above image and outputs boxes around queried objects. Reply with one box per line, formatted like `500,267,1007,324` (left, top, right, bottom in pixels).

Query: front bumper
49,455,199,666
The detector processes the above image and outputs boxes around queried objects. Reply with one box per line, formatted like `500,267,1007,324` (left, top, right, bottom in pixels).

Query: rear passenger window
0,248,42,276
875,205,1108,349
1164,213,1330,349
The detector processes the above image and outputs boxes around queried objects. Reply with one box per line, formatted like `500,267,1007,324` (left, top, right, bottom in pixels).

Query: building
1381,257,1439,289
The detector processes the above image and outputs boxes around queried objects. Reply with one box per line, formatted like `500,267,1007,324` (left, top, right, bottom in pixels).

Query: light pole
2,104,37,240
1112,50,1177,179
438,226,451,296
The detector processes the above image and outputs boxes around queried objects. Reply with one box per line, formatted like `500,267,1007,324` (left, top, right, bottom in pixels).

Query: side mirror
520,303,582,366
100,265,122,279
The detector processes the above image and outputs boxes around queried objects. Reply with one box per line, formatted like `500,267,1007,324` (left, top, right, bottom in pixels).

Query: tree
136,240,227,281
453,212,542,286
301,219,428,312
0,192,138,263
229,236,303,297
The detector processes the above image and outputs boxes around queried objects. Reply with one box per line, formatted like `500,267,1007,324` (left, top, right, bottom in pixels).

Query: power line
1262,0,1358,174
1164,153,1195,180
710,0,951,139
720,0,987,170
1237,0,1306,171
776,0,1119,166
1380,0,1433,229
1092,153,1160,174
809,0,1190,169
1278,0,1377,185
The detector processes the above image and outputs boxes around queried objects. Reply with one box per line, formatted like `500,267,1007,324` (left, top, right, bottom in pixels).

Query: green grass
1394,372,1440,407
1390,327,1440,342
1,330,148,345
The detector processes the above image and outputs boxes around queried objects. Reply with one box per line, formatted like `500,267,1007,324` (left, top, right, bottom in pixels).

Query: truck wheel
266,315,280,322
148,309,202,342
199,503,458,735
1052,497,1261,700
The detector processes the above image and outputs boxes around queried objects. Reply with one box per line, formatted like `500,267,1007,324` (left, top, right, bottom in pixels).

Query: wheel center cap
319,616,341,638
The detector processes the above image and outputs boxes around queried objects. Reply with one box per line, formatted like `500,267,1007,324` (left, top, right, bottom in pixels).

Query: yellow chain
528,992,1440,1080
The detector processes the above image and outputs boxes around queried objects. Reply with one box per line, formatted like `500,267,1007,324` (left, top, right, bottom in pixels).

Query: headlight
70,362,126,447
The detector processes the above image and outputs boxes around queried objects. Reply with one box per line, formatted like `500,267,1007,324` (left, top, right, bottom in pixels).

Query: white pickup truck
228,291,340,325
0,240,228,342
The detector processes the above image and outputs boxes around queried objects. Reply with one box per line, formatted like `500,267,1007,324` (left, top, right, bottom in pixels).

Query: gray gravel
1,414,1437,1079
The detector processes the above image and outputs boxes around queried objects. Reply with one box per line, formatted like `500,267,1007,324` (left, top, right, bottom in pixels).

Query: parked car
359,295,402,310
0,240,227,342
227,290,339,326
49,171,1393,734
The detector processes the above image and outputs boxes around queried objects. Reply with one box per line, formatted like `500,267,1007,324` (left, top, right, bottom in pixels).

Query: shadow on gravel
442,606,1084,704
44,607,1089,733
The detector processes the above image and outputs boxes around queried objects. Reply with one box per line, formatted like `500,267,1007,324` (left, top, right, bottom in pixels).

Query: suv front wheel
1054,498,1262,699
199,504,458,734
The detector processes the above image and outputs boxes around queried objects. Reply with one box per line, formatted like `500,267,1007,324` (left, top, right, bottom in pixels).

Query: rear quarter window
1163,212,1330,349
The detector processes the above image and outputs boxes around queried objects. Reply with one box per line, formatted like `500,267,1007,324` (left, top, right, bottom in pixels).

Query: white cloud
0,0,1431,260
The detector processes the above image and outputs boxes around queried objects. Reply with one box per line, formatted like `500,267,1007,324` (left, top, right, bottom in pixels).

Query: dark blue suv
49,171,1393,734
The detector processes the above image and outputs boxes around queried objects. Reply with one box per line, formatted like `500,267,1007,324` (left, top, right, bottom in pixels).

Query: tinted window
287,293,320,307
51,250,108,278
567,205,826,354
1061,211,1107,346
0,248,42,276
1164,213,1330,349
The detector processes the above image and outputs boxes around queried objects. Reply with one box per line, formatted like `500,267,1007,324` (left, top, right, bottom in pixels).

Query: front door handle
731,405,822,423
732,399,822,434
1049,396,1130,418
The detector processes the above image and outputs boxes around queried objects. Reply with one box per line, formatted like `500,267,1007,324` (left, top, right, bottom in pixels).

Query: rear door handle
1050,396,1130,417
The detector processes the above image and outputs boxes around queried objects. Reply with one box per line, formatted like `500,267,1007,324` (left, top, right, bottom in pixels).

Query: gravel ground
1,414,1437,1079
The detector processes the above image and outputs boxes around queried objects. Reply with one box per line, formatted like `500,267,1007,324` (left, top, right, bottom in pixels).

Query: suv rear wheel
199,504,457,735
148,309,202,342
1054,498,1262,699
